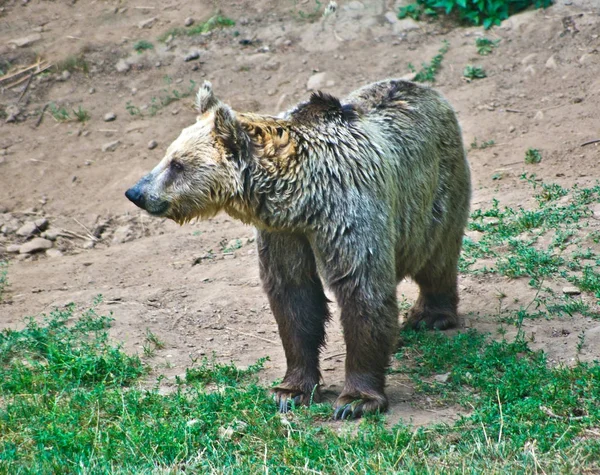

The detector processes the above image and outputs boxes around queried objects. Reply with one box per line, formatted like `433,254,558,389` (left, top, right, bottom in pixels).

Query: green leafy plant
0,261,7,301
48,103,71,122
471,138,495,150
398,0,552,29
476,37,500,55
55,55,89,74
463,65,487,79
411,41,449,83
72,106,90,122
159,15,235,42
133,39,154,53
525,148,542,164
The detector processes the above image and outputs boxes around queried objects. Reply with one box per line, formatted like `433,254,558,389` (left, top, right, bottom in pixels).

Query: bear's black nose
125,186,146,209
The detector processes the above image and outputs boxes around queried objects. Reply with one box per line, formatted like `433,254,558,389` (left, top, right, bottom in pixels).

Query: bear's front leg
326,243,399,419
257,230,331,413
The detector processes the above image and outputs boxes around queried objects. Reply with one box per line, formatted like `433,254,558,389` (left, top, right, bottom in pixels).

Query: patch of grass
125,77,197,117
470,138,495,150
72,105,90,122
410,41,449,83
398,0,553,29
133,39,154,53
55,55,89,74
2,300,600,472
0,261,7,301
476,37,500,55
48,103,71,122
158,15,235,42
143,329,165,357
525,148,542,164
464,65,487,79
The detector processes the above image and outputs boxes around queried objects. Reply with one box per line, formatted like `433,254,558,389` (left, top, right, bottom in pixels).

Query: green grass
0,261,7,302
408,41,449,83
464,65,487,79
48,103,71,122
525,148,542,164
158,15,235,42
72,105,90,123
476,37,500,55
55,55,89,74
1,297,600,472
133,39,154,53
470,138,495,150
125,77,197,117
461,176,600,321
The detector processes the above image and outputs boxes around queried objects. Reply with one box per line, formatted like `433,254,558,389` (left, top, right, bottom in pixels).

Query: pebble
434,372,451,383
306,72,329,90
60,70,71,81
562,286,581,296
184,51,200,62
116,59,130,73
89,87,95,94
138,17,157,29
6,244,21,253
102,140,121,152
112,225,133,244
8,33,42,48
46,249,63,258
16,218,48,237
545,55,557,69
82,241,95,249
184,17,194,27
148,140,158,150
104,112,117,122
19,237,53,254
42,228,61,241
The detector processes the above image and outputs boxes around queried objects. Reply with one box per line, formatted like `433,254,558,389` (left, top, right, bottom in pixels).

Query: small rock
46,249,63,258
19,238,53,254
112,225,133,244
184,51,200,62
138,17,157,29
89,87,95,94
8,33,42,48
434,372,451,383
483,217,500,226
82,240,95,249
16,219,47,237
102,140,121,152
521,53,537,65
263,60,280,71
59,70,71,81
509,125,516,133
184,17,194,27
545,55,557,69
6,244,21,253
306,72,329,90
534,111,544,121
267,89,276,96
562,286,581,296
148,140,158,150
116,59,131,73
42,228,61,241
103,112,117,122
393,18,419,33
384,11,398,24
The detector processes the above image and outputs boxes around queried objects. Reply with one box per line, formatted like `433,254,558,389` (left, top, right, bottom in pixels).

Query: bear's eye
170,160,184,173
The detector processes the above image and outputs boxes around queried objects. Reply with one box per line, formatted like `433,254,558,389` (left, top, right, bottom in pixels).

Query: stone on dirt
115,59,131,73
16,218,48,237
8,33,42,48
184,51,200,62
184,17,194,27
102,140,121,152
46,249,63,258
148,140,158,150
103,112,117,122
562,286,581,296
19,238,53,254
6,244,21,253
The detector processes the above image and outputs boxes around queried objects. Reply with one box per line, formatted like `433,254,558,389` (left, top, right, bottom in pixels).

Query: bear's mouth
145,200,170,216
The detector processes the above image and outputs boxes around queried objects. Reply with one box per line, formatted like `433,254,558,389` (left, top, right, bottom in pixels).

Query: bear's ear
213,105,241,155
195,80,221,115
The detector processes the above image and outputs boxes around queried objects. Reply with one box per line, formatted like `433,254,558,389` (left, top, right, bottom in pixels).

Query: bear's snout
125,185,146,209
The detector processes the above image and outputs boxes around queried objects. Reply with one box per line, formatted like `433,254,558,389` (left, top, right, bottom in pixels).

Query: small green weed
398,0,553,29
72,105,90,122
0,261,7,301
464,65,487,79
476,37,500,55
133,39,154,53
470,138,495,150
410,41,449,83
525,148,542,164
125,78,197,117
125,100,142,116
159,15,235,42
48,103,71,122
55,55,89,74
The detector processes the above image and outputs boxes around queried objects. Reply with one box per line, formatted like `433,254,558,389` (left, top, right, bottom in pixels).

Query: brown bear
126,79,471,419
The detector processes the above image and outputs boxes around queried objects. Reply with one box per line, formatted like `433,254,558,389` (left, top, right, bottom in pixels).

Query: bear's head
125,81,247,224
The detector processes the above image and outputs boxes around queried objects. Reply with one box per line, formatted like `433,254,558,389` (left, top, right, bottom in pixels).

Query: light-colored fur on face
142,84,245,224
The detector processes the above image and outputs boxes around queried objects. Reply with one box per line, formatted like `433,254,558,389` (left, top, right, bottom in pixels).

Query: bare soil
1,0,599,426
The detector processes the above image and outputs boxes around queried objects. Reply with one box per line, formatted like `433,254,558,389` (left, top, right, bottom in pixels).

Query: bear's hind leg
257,231,330,412
405,238,461,330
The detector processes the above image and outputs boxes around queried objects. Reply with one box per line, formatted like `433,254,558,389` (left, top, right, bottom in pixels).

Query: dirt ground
1,0,599,426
